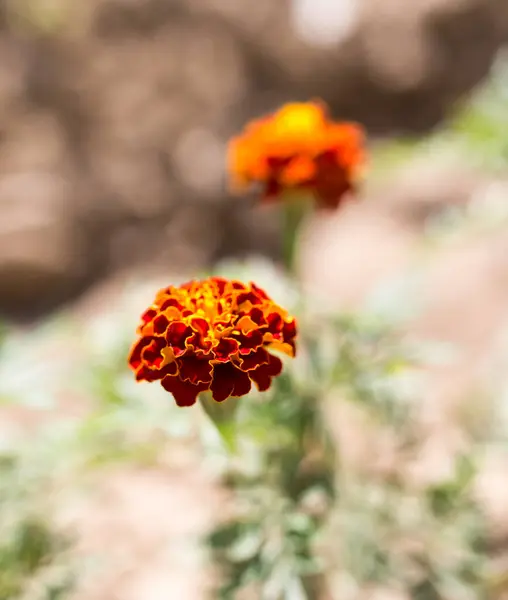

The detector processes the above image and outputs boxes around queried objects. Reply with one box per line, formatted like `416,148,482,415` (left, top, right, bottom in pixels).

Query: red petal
210,277,228,295
283,319,297,341
263,178,282,200
236,291,262,307
161,375,209,407
128,336,154,369
249,353,282,392
214,337,240,362
248,307,265,325
141,308,157,327
211,363,252,402
153,314,170,335
187,318,213,354
267,156,293,170
166,322,193,356
141,337,166,368
160,297,184,311
267,312,283,333
190,317,209,337
234,330,263,354
178,355,213,385
250,283,269,300
313,151,351,208
135,365,151,381
240,347,269,371
187,333,213,355
137,361,177,382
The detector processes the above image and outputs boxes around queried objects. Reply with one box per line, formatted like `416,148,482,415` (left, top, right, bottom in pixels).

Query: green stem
282,196,311,275
199,392,239,453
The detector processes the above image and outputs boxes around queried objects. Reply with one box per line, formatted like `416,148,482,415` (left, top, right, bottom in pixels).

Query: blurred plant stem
199,392,238,453
282,196,311,274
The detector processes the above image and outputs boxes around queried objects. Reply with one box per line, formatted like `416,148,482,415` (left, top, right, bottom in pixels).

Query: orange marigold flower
228,100,365,209
128,277,297,407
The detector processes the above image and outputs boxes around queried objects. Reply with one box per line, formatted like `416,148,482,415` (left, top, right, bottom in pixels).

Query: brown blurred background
1,0,508,319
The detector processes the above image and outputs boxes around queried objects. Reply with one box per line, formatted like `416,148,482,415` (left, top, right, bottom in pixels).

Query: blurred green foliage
0,448,74,600
205,301,489,600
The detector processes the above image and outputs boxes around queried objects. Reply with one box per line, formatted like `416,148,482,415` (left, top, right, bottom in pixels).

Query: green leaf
228,529,263,563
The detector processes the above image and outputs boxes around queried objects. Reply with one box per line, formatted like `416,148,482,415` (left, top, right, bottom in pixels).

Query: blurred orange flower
128,277,297,407
228,101,365,208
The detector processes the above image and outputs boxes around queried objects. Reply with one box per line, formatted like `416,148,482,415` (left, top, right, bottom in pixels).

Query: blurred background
2,0,508,598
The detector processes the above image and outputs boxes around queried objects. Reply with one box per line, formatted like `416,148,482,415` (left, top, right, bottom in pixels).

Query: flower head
228,101,365,209
128,277,297,407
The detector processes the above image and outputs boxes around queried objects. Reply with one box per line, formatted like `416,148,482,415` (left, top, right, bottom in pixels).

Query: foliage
205,279,489,599
0,447,74,600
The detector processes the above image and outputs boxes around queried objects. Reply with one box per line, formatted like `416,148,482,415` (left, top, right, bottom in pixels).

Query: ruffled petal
249,353,283,392
211,363,252,403
161,375,210,407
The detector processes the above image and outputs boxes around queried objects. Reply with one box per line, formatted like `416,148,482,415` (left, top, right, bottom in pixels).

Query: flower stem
282,196,311,275
199,392,238,453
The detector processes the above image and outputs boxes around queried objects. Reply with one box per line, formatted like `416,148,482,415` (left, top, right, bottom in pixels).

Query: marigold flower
128,277,297,407
228,101,365,209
